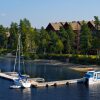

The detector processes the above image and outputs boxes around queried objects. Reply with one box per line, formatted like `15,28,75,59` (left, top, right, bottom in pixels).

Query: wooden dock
31,78,82,88
0,72,82,88
0,72,16,80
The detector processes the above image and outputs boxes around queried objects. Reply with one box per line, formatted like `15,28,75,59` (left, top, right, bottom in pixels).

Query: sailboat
12,33,31,88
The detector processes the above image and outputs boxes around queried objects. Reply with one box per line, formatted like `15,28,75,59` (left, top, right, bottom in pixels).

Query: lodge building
46,21,97,53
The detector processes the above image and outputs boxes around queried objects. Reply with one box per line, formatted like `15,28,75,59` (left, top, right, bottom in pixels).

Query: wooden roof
68,21,81,30
49,22,63,31
88,21,95,27
46,20,100,31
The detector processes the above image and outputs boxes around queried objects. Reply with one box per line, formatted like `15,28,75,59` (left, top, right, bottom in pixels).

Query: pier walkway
34,78,82,88
0,72,82,88
0,72,16,80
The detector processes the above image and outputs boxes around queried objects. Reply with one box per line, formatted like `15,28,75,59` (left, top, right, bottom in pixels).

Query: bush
0,49,7,55
24,53,39,60
70,55,100,65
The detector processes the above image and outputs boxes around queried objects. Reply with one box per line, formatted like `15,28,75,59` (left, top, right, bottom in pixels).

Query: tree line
0,16,100,56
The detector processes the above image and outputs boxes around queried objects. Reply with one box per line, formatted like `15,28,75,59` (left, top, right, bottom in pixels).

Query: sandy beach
33,59,100,72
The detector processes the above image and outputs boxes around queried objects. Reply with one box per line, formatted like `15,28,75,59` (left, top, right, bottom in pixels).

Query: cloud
0,13,7,17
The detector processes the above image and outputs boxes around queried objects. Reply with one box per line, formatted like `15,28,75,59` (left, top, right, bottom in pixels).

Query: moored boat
12,33,32,88
11,33,45,88
14,73,31,88
83,70,100,84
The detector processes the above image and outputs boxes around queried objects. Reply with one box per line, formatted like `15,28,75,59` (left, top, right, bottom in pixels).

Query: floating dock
0,72,82,88
33,78,82,88
0,72,16,80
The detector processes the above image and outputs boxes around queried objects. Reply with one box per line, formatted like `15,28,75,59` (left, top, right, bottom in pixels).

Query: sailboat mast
18,33,21,72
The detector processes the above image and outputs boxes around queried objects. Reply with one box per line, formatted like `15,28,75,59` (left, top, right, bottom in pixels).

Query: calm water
0,57,100,100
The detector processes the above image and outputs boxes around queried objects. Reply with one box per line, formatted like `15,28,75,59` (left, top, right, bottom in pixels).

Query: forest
0,16,100,64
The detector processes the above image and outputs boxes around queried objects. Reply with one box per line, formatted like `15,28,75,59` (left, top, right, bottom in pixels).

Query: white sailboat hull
14,79,31,88
21,82,31,88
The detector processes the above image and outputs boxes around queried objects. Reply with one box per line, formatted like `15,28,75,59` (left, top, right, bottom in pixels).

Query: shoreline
0,56,99,72
28,59,100,72
33,59,100,72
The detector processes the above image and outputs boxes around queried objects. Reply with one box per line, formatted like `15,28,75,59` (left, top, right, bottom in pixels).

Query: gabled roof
88,20,100,30
88,21,95,27
68,21,81,30
49,22,63,31
46,20,100,31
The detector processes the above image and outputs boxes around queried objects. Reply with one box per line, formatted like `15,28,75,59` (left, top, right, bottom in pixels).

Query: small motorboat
30,78,45,83
35,78,45,83
83,70,100,84
10,85,21,89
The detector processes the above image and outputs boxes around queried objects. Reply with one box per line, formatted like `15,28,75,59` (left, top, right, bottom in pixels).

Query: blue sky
0,0,100,28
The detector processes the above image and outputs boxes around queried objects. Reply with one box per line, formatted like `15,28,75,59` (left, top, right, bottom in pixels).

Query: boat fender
54,83,57,87
46,84,49,87
66,82,69,85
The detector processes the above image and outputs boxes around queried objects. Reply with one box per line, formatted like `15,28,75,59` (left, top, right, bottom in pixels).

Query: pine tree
9,22,18,50
0,25,6,49
80,21,92,54
93,16,100,58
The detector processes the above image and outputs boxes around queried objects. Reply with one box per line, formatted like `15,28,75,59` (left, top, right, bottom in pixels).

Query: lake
0,57,100,100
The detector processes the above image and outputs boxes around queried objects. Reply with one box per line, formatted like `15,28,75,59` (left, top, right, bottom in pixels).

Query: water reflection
76,84,89,100
2,58,100,100
0,57,14,72
0,58,82,82
88,84,100,100
76,84,100,100
21,88,31,100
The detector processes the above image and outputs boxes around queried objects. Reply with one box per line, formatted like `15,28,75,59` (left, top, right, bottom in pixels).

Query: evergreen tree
19,18,34,52
93,16,100,58
0,25,6,49
9,22,18,49
56,39,64,54
49,31,59,53
59,27,74,54
66,25,75,53
37,27,50,54
94,16,100,30
80,21,92,54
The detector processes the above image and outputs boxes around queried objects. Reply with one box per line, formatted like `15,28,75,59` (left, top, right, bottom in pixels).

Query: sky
0,0,100,28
